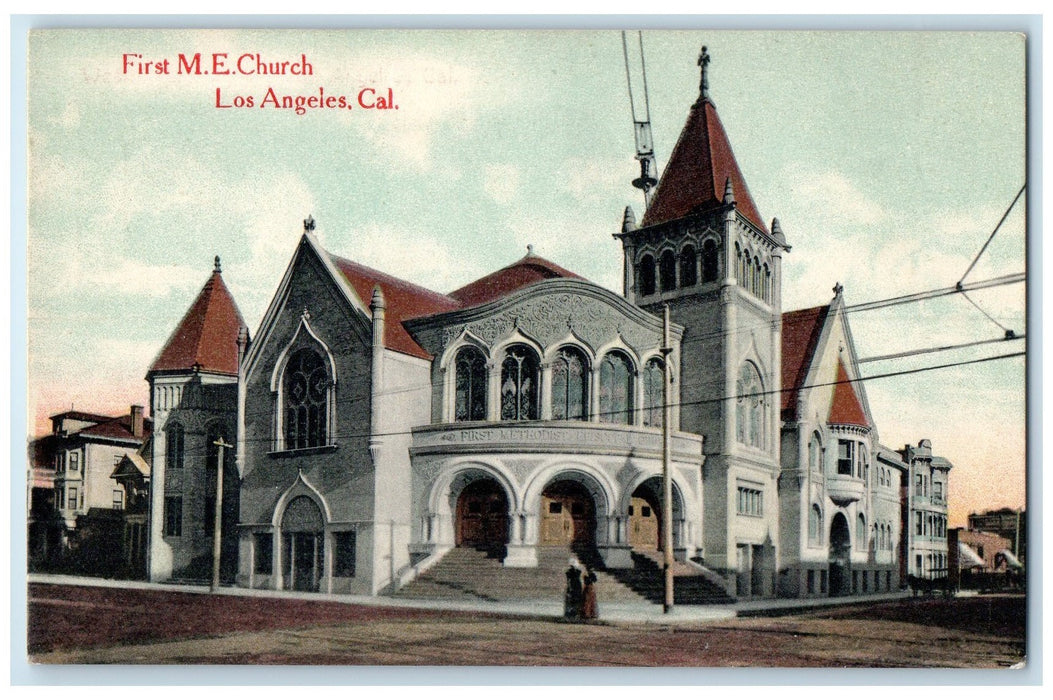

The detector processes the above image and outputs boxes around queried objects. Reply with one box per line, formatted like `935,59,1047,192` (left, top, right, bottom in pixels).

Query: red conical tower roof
828,359,870,427
640,50,767,233
149,257,247,376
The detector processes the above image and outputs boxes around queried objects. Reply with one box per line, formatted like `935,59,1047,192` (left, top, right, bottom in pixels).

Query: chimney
131,405,144,440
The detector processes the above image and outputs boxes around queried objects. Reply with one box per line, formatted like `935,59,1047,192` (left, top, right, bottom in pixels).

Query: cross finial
833,282,844,297
304,215,315,233
214,255,222,273
697,45,711,101
526,244,535,256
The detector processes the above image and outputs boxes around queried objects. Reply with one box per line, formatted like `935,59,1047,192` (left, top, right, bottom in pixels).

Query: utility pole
661,304,674,613
211,437,233,592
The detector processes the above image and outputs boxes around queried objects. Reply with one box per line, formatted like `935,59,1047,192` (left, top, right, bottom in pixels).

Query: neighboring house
968,507,1026,563
949,528,1022,591
902,440,952,579
28,406,152,572
144,47,955,600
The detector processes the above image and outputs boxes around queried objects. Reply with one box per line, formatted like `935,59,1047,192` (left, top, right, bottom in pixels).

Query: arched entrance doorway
281,496,323,592
540,480,596,546
829,512,852,597
456,478,509,547
628,485,661,551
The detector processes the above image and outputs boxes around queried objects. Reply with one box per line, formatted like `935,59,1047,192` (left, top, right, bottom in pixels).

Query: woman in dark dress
564,560,583,619
581,567,598,621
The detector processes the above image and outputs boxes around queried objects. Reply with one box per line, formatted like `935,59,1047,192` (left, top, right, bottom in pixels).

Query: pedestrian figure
564,558,583,620
581,567,598,621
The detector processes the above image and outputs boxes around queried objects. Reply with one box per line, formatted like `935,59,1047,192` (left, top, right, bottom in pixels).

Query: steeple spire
697,45,711,104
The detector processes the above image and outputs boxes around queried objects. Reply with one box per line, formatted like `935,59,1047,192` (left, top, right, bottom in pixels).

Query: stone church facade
146,49,950,599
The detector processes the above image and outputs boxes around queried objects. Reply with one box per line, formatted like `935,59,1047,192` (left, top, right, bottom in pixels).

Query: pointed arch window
659,250,677,293
500,345,540,421
856,514,867,550
642,357,664,428
166,423,185,470
808,432,822,472
283,348,331,449
763,263,772,303
679,245,698,288
638,254,656,297
753,256,762,297
454,346,488,422
551,346,589,421
808,504,822,546
702,239,719,283
736,362,764,448
599,351,633,425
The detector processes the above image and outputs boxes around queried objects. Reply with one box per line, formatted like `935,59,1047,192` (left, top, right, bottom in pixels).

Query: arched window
734,243,743,284
659,250,676,293
856,514,867,550
736,362,764,448
679,245,697,288
500,345,540,421
283,348,330,449
551,346,589,421
638,254,656,297
808,504,822,546
642,357,664,428
702,239,719,283
808,432,822,472
166,423,184,470
599,351,633,425
762,263,771,302
753,257,762,297
454,346,487,422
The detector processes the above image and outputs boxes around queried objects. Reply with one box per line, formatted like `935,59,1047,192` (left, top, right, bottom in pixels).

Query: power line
958,183,1026,286
857,334,1024,364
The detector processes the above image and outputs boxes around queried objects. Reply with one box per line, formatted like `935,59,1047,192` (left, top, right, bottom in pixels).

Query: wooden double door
540,481,595,546
456,479,509,547
627,493,660,551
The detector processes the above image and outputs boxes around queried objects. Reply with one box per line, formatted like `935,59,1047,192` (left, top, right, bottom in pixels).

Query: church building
146,48,950,599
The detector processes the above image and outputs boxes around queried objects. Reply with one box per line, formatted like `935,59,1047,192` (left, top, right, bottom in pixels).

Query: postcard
24,26,1027,670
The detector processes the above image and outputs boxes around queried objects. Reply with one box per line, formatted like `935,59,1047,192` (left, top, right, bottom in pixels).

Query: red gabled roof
330,254,461,360
780,304,830,419
150,266,246,376
641,98,767,233
449,253,584,308
78,413,154,442
828,359,870,427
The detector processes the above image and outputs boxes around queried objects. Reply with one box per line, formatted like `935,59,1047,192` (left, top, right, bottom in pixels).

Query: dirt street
27,583,1026,667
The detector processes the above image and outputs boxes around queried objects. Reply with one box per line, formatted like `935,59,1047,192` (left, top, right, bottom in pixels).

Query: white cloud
483,164,520,205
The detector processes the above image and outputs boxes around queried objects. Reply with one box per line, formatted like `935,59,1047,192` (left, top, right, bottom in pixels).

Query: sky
25,29,1027,527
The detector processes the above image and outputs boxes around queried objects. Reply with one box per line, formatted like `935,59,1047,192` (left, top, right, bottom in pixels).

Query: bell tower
615,46,790,578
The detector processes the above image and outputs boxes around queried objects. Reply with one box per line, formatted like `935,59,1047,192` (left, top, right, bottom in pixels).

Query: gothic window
638,254,656,296
166,423,184,470
763,263,771,302
659,250,677,293
642,357,664,428
735,362,764,448
857,514,867,549
808,504,822,546
702,239,719,283
283,348,330,449
599,351,634,425
500,345,540,421
808,432,822,472
454,346,487,422
734,243,743,284
753,256,762,297
679,245,697,287
551,346,589,421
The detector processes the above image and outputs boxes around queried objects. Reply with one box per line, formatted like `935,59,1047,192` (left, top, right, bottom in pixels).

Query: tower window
659,250,676,292
702,239,719,283
166,423,184,470
837,440,855,476
638,254,656,296
679,245,697,287
735,362,764,448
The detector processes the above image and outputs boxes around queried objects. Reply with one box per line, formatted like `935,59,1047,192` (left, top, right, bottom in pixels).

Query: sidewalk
27,572,911,625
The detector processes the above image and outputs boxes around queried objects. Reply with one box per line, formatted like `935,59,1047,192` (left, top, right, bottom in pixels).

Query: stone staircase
607,550,736,605
394,545,735,606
